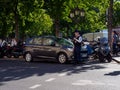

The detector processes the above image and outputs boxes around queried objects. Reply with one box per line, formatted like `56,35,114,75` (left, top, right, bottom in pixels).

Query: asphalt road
0,57,120,90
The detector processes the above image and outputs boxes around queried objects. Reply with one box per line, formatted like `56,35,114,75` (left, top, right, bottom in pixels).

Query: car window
33,37,42,45
43,38,54,46
57,38,73,47
28,38,34,44
27,37,42,45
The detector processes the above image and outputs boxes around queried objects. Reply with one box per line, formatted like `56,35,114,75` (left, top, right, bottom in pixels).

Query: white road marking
29,84,41,89
45,78,56,82
58,73,67,77
72,80,105,86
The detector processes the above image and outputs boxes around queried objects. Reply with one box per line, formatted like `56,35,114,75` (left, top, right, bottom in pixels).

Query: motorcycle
81,42,89,61
8,40,24,58
0,40,10,58
0,40,24,58
88,41,99,60
98,37,112,63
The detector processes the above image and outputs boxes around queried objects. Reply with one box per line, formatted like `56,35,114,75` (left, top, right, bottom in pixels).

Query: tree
17,0,53,38
113,1,120,27
44,0,70,37
0,0,14,38
0,0,53,39
108,0,113,48
1,0,120,39
65,0,109,33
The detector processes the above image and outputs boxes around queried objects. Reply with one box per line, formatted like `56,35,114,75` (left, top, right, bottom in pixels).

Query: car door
41,37,58,58
31,37,43,57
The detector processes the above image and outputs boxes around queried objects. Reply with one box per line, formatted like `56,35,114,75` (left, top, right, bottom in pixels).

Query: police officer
73,30,82,64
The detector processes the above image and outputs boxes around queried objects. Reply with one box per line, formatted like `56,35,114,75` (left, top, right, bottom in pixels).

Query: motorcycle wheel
106,53,112,63
0,52,4,58
117,51,120,56
98,52,105,63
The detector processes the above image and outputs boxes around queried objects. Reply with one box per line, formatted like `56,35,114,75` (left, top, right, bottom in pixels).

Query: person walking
112,31,119,55
73,30,83,64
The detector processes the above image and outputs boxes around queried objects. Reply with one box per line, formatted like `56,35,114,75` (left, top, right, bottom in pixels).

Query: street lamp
70,8,85,21
69,7,85,28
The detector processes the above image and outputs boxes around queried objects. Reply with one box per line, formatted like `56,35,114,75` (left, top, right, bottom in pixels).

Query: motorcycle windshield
100,37,108,45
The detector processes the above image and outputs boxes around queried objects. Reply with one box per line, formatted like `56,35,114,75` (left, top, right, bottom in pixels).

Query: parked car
24,36,74,64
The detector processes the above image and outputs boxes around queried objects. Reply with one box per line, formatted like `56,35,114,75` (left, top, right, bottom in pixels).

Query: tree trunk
108,0,113,49
2,19,7,38
14,0,19,41
55,19,60,37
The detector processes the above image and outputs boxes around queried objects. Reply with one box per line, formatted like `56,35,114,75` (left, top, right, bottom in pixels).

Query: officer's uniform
73,36,82,64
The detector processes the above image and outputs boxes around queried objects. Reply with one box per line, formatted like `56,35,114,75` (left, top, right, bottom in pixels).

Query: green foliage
0,0,120,39
63,0,110,33
113,1,120,27
0,0,53,39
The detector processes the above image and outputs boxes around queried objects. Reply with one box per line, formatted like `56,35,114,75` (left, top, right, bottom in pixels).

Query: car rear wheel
58,53,67,64
25,52,33,62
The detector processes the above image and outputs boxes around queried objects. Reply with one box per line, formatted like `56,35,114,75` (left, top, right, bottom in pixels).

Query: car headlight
67,48,73,51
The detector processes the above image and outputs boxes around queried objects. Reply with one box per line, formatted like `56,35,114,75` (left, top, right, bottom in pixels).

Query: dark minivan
24,36,74,64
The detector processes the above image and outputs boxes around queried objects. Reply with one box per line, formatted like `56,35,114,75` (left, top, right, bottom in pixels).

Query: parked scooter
88,40,100,60
98,37,112,63
81,42,89,60
11,40,24,58
0,40,24,58
0,40,9,58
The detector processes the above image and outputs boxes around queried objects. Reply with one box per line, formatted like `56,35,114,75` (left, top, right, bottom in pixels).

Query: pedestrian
112,31,119,55
11,38,17,47
73,30,83,64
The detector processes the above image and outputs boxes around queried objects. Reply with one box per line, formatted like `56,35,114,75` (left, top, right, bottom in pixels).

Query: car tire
57,53,67,64
25,52,33,62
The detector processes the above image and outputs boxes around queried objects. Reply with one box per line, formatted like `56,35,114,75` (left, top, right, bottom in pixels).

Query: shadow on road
105,71,120,76
0,58,106,86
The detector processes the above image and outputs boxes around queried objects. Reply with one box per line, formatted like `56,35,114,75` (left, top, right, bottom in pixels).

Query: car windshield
56,38,73,47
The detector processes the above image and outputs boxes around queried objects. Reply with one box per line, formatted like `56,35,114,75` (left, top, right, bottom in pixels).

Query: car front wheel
25,52,33,62
58,53,67,64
